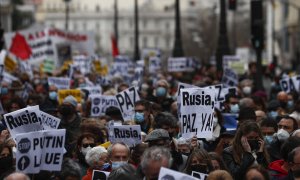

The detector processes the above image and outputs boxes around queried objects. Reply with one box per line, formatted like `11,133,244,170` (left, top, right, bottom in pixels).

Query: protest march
1,1,300,180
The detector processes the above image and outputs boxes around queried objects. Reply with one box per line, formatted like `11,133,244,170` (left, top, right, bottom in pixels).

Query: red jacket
268,159,288,178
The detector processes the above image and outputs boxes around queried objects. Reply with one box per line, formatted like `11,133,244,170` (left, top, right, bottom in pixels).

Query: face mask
242,86,252,95
0,156,13,170
247,139,260,152
1,87,8,95
181,152,191,157
49,91,57,101
81,146,92,156
156,87,167,97
230,104,239,114
111,161,127,170
287,100,294,109
213,117,218,128
277,129,290,141
268,111,278,120
134,112,145,123
264,135,273,144
190,164,209,174
280,101,287,109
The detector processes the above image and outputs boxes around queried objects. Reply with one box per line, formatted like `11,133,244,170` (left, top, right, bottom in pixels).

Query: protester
183,148,213,175
108,163,138,180
208,152,228,171
222,121,269,179
0,143,14,179
4,172,30,180
55,158,81,180
139,146,172,180
207,170,233,180
107,142,130,170
83,146,109,180
134,100,154,133
288,147,300,179
129,143,148,168
244,166,270,180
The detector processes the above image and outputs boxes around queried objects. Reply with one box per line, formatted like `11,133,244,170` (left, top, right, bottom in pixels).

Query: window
143,36,148,48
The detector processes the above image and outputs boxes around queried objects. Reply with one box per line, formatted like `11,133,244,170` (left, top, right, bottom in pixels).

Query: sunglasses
82,143,96,148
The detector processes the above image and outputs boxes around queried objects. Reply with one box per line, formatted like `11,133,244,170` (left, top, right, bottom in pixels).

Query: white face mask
213,117,218,128
242,86,252,95
81,146,92,156
277,129,290,141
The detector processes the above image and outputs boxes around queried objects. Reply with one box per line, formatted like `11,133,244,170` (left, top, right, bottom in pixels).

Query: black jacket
222,146,268,179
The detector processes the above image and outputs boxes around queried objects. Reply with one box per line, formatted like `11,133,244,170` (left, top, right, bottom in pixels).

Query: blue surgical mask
264,135,273,144
268,111,278,120
156,87,167,97
230,104,239,114
287,100,294,109
111,161,127,170
49,91,57,101
1,87,8,95
134,112,145,123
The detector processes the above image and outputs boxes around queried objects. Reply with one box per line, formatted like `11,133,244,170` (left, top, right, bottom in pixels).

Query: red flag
9,32,32,61
111,35,119,57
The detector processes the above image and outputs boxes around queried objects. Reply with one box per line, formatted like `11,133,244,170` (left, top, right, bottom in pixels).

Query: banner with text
48,77,71,90
158,167,198,180
109,125,142,147
90,95,119,117
15,129,66,173
115,87,140,121
180,88,215,139
40,111,61,130
280,75,300,93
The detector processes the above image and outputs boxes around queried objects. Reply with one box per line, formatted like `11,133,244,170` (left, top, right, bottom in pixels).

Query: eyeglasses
82,143,96,148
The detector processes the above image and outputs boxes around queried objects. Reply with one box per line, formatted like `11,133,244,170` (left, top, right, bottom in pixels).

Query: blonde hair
207,170,233,180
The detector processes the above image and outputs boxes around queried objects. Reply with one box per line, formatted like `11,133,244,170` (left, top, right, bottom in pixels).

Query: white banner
222,68,238,87
109,125,142,147
180,88,215,139
15,129,66,173
158,167,198,180
149,56,161,74
115,87,140,121
73,55,91,75
3,106,43,139
4,27,95,65
168,57,194,72
90,95,119,117
112,56,130,76
81,86,102,96
48,77,71,90
40,111,61,130
280,75,300,93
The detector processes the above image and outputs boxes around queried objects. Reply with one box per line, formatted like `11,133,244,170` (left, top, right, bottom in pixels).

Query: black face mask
248,139,260,151
190,164,209,174
181,152,191,157
59,105,75,117
0,156,13,171
292,169,300,178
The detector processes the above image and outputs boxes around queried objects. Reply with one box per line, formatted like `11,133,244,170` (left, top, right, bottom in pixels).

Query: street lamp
215,0,230,79
134,0,140,61
64,0,71,31
172,0,184,57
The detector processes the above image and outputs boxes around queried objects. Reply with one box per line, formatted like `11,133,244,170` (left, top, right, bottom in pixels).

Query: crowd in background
0,61,300,180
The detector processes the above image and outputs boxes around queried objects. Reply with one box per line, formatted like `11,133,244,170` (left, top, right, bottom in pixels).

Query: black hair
280,136,300,161
260,119,278,132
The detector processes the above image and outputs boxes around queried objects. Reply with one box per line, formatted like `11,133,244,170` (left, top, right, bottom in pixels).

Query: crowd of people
0,61,299,180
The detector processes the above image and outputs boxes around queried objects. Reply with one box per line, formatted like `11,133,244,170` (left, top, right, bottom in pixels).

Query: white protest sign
0,50,6,64
280,75,300,93
3,105,43,139
141,48,161,60
176,82,198,119
92,170,110,180
15,129,66,173
40,111,61,130
73,55,91,75
191,171,208,180
180,88,215,139
149,56,161,74
168,57,194,72
90,95,119,117
48,77,71,90
115,87,140,121
222,68,238,87
109,125,142,147
80,86,102,96
208,84,237,110
158,167,198,180
112,56,130,76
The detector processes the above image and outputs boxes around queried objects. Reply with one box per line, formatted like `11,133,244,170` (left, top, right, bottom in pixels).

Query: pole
255,48,263,90
114,0,119,47
172,0,184,57
215,0,230,79
134,0,140,61
65,0,70,31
